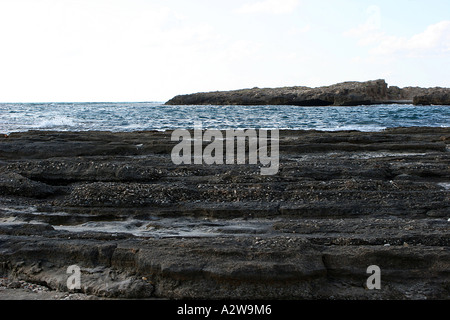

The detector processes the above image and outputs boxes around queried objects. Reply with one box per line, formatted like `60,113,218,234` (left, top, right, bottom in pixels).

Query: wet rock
0,172,57,198
0,128,449,299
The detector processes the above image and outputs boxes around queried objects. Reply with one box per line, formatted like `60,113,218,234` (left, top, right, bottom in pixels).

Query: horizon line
0,101,166,104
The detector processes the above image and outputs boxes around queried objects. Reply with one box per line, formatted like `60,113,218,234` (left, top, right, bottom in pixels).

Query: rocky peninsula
165,80,450,106
0,128,449,299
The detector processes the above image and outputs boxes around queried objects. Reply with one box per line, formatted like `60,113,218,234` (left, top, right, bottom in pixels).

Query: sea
0,102,449,133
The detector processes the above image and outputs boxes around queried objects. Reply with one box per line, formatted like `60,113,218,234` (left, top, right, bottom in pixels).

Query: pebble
1,278,50,292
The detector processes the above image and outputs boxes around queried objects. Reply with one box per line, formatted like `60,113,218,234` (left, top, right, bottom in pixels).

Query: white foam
35,116,76,129
437,183,450,190
315,125,387,132
1,103,449,133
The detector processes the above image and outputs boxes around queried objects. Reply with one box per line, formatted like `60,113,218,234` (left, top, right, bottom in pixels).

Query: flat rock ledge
165,79,450,106
0,128,449,300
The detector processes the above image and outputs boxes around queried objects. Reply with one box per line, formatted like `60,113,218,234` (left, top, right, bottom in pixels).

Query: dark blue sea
0,102,449,133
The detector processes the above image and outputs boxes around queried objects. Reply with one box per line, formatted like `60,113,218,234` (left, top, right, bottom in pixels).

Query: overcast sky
0,0,449,102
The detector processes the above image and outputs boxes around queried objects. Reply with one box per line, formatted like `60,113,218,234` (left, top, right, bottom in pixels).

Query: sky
0,0,449,102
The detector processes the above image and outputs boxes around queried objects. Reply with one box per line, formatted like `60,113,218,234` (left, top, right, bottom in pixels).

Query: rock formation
413,88,450,105
0,129,449,299
165,80,450,106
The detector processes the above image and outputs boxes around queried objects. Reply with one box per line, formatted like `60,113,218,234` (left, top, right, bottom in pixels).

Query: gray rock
413,88,450,105
166,79,391,106
0,172,56,198
165,79,450,106
0,128,449,299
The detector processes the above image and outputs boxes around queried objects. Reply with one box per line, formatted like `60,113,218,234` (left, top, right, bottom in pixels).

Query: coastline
165,80,450,106
0,127,449,299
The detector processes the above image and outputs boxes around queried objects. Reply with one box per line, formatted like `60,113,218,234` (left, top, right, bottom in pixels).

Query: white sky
0,0,449,102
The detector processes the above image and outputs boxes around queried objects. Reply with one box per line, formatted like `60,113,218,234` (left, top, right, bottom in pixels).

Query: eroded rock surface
165,79,450,106
0,128,449,299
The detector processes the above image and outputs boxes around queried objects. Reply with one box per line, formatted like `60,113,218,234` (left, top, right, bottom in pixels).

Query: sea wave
35,116,76,129
0,102,449,133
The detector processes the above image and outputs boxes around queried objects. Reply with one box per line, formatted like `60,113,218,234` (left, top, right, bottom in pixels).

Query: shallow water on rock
0,205,276,238
438,182,450,190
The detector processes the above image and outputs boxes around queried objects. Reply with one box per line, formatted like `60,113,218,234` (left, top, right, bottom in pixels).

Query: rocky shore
165,80,450,106
0,128,449,299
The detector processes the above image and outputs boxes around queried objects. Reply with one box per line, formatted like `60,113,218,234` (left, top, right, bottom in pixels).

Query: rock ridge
0,129,449,299
165,79,450,106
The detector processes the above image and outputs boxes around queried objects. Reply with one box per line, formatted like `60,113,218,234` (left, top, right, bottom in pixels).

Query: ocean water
0,102,449,133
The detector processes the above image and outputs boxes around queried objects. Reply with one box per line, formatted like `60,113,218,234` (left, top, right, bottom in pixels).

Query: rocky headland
0,128,449,299
165,79,450,106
